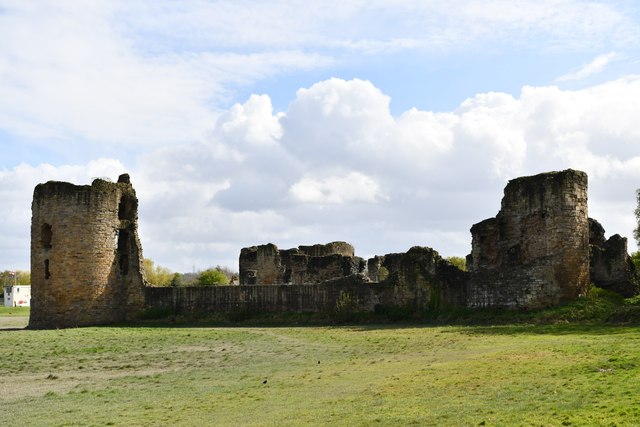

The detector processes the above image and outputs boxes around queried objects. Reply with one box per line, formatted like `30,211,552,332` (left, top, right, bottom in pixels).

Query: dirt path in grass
0,316,28,329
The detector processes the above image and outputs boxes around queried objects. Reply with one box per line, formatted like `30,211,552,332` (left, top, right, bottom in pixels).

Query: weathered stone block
589,218,640,297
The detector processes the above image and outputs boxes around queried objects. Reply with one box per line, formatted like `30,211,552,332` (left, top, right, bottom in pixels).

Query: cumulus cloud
280,78,459,179
289,172,386,204
132,76,640,271
2,0,637,154
214,95,283,147
4,76,640,272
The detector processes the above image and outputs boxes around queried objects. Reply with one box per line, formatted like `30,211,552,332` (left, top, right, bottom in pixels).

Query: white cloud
556,52,619,82
289,172,386,204
1,0,638,163
120,1,640,53
4,75,640,272
0,158,127,270
0,1,332,146
280,78,459,179
214,95,283,147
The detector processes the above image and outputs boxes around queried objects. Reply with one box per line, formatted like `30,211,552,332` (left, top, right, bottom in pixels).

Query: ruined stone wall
239,242,364,285
146,276,381,314
148,247,468,316
239,244,282,285
298,242,354,257
468,169,590,308
370,247,468,310
589,218,640,297
29,174,145,328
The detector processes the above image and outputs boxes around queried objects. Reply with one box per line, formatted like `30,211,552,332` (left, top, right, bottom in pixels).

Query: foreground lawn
1,322,639,426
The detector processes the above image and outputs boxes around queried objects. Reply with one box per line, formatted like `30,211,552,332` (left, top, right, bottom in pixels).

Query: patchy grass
2,322,640,426
0,306,29,329
0,306,30,317
3,289,640,425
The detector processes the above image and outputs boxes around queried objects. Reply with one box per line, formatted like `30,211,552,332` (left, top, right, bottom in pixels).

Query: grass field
0,306,30,329
2,294,640,426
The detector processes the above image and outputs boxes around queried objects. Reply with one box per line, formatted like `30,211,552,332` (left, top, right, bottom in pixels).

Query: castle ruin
467,170,590,308
29,174,145,328
28,169,639,327
239,242,365,285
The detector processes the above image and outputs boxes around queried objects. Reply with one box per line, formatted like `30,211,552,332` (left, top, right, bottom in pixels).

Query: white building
3,285,31,307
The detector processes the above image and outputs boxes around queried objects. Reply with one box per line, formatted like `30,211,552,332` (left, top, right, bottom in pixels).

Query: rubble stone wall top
239,241,363,285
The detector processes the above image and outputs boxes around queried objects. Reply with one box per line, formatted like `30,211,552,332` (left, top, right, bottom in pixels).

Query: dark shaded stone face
239,241,363,285
590,227,640,297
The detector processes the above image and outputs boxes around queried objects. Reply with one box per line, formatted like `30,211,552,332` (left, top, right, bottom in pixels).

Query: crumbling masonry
239,242,365,285
467,170,591,308
29,169,639,327
29,174,145,328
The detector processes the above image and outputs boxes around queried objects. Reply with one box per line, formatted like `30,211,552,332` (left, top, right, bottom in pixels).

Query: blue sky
2,1,640,272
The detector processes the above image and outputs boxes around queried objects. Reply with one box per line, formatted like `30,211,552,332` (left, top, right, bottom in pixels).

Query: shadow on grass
453,323,640,337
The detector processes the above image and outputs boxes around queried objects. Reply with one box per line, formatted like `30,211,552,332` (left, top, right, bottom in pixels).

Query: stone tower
467,169,590,308
29,174,146,328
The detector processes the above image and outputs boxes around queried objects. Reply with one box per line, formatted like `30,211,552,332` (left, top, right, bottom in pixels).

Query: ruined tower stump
29,174,146,328
467,169,590,308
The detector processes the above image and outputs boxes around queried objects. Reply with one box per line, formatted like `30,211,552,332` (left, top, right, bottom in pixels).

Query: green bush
377,266,389,281
197,268,229,286
631,252,640,270
446,256,467,271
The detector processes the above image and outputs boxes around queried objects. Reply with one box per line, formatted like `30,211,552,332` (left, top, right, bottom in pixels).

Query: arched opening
41,223,52,249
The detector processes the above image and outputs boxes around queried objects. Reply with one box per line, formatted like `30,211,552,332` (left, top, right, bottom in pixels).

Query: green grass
0,306,30,329
1,325,640,425
2,290,640,425
0,306,30,317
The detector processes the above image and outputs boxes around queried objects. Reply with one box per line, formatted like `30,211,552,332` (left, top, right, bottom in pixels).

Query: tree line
142,259,237,287
0,270,30,287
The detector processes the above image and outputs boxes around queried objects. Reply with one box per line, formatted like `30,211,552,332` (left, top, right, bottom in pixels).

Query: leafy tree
16,271,30,286
446,256,467,271
179,272,198,286
142,259,173,286
169,273,182,287
0,270,30,287
197,268,229,286
631,252,640,271
377,266,389,281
